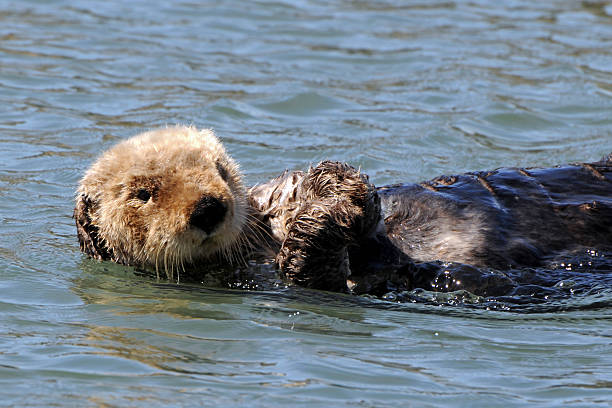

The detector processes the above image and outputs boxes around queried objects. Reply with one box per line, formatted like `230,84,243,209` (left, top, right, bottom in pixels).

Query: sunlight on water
1,0,611,406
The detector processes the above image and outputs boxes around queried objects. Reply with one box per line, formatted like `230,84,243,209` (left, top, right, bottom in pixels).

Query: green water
1,0,611,406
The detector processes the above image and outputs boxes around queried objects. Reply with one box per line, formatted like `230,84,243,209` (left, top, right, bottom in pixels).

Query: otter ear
74,193,109,260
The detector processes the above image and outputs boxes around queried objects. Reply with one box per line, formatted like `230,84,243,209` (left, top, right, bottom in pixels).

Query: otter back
379,161,612,268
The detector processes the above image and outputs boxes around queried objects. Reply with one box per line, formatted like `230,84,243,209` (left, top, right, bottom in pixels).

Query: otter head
75,126,247,278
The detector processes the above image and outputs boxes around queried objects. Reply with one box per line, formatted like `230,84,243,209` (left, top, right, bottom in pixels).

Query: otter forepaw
303,161,381,235
276,200,355,292
276,161,383,292
303,162,378,207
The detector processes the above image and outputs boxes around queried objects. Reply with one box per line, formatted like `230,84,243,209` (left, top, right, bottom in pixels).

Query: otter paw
303,161,377,205
276,162,383,293
301,161,381,236
276,199,360,292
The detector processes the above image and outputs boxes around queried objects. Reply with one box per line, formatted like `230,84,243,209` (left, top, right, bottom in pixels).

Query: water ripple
1,0,612,406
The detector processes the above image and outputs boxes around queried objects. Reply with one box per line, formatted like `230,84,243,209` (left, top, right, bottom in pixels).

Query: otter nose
189,196,227,234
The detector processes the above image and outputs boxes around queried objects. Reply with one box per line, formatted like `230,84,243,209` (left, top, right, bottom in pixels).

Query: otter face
75,126,248,277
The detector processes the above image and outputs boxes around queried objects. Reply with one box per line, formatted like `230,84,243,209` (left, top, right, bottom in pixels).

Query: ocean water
1,0,611,406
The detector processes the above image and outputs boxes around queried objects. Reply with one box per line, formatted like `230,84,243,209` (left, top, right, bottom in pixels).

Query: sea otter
75,126,612,296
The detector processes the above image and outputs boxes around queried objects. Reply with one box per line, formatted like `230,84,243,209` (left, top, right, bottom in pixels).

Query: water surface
1,0,611,406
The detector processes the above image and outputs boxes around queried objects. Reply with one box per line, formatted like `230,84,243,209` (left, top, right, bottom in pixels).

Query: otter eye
216,161,230,182
136,189,151,202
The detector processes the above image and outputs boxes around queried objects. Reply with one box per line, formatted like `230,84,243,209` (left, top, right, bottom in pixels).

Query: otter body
379,162,612,268
248,158,612,294
75,126,612,296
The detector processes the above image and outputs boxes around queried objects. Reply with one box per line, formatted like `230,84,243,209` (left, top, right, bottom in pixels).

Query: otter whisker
245,213,273,243
233,234,248,266
164,246,172,281
154,247,161,280
174,247,182,284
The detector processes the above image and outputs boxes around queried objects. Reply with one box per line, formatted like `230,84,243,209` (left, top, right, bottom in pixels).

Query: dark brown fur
249,156,612,295
75,128,612,296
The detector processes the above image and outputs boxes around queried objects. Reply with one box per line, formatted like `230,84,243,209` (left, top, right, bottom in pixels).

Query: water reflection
2,0,612,405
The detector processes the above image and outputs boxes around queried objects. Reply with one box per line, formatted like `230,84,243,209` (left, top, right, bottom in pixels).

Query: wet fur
380,163,612,268
75,126,251,279
75,126,612,295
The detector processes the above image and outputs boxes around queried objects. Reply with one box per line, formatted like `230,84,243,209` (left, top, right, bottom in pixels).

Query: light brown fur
75,126,250,279
75,125,380,289
75,126,612,296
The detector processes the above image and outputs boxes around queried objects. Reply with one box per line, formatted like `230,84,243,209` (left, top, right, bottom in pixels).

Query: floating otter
75,126,612,296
